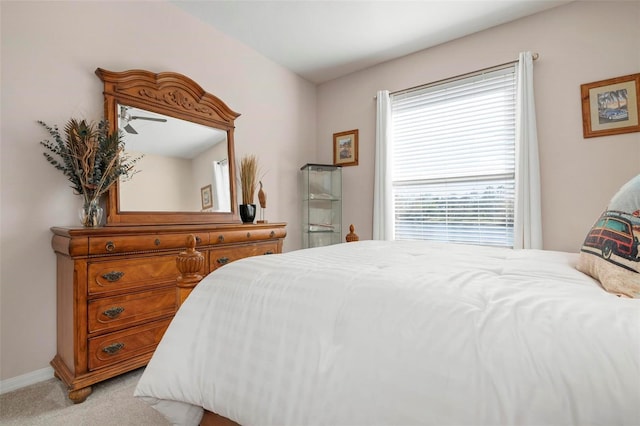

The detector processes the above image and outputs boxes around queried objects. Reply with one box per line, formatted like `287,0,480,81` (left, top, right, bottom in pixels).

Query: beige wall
0,1,315,381
120,153,194,211
317,1,640,252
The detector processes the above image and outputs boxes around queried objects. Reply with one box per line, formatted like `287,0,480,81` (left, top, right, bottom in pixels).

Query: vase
80,199,103,228
239,204,256,224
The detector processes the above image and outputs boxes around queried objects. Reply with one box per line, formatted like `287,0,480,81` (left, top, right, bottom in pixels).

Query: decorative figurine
257,181,267,223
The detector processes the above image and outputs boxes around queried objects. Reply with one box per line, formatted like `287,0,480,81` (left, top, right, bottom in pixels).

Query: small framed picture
333,129,359,167
581,73,640,138
201,184,213,210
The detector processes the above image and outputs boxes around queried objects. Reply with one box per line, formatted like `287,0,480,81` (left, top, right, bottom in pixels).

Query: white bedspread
135,240,640,426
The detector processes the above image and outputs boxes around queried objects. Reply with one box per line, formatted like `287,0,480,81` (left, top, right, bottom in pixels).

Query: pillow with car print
576,174,640,298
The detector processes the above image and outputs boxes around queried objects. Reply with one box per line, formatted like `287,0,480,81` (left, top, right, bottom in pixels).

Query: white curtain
514,51,543,249
373,90,394,240
212,160,231,212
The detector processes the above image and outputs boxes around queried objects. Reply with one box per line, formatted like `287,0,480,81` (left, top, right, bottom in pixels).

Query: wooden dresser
50,222,286,403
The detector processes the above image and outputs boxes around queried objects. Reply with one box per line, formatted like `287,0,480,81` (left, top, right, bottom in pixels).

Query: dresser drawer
88,233,209,255
88,287,176,334
209,241,279,272
88,254,205,296
88,319,171,371
210,228,286,245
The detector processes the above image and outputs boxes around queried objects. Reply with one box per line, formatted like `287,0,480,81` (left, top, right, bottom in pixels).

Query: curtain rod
376,52,539,99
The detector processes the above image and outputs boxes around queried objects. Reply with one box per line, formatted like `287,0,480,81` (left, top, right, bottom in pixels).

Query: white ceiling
119,106,227,159
173,0,572,84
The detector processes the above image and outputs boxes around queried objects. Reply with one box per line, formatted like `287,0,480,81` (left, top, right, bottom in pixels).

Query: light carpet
0,367,170,425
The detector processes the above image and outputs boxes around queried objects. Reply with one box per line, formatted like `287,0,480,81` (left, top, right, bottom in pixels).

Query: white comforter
135,240,640,426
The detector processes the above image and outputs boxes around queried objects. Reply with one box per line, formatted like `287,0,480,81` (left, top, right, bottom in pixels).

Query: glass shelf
301,164,342,248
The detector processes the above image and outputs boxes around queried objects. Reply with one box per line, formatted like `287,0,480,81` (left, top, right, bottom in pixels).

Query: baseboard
0,366,55,395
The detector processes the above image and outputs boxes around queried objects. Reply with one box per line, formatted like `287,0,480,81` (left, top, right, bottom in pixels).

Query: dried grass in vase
239,154,260,205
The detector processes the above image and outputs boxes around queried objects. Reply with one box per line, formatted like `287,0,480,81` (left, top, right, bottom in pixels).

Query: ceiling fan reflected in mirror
119,105,167,134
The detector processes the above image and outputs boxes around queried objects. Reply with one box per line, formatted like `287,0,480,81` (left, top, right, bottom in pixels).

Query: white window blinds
391,65,516,247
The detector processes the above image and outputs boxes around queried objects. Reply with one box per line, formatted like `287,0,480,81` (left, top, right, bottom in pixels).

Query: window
391,65,516,247
604,219,629,234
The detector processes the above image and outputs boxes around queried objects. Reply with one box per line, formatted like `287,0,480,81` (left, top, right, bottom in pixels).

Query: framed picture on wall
201,184,213,210
581,73,640,138
333,129,359,167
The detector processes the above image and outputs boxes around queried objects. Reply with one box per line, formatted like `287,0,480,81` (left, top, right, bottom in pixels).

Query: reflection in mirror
118,105,231,213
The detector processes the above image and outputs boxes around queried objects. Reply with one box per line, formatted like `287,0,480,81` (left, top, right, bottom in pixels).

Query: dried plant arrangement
39,119,142,226
239,154,260,205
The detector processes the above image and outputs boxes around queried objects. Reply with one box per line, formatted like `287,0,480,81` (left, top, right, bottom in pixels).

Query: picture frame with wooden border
201,184,213,210
581,73,640,138
333,129,359,166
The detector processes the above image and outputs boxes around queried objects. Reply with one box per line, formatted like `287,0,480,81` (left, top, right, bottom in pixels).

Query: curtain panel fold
514,51,543,249
373,90,394,240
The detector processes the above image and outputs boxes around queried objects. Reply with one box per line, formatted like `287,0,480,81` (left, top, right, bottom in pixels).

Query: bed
134,237,639,426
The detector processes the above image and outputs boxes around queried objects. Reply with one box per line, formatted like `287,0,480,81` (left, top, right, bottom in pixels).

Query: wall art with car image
581,73,640,138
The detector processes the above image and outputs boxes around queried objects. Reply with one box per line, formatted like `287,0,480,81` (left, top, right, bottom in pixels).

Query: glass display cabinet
301,164,342,248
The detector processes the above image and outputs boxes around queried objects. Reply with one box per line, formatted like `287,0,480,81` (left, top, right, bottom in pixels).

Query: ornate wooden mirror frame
96,68,240,225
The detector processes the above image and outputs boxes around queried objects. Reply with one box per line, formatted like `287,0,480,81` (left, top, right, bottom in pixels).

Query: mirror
117,105,230,212
96,68,240,225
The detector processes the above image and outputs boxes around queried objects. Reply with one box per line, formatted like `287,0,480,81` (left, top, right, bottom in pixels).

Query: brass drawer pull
264,250,274,255
246,232,251,238
217,257,229,265
195,236,202,244
102,271,124,282
102,342,125,355
155,238,161,246
270,231,275,238
218,235,224,243
103,307,125,319
105,241,115,252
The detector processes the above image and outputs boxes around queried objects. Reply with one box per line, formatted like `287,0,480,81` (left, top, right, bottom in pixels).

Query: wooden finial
176,234,204,306
345,224,359,242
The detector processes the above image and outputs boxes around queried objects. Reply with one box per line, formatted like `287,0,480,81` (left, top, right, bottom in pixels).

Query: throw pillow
576,174,640,298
